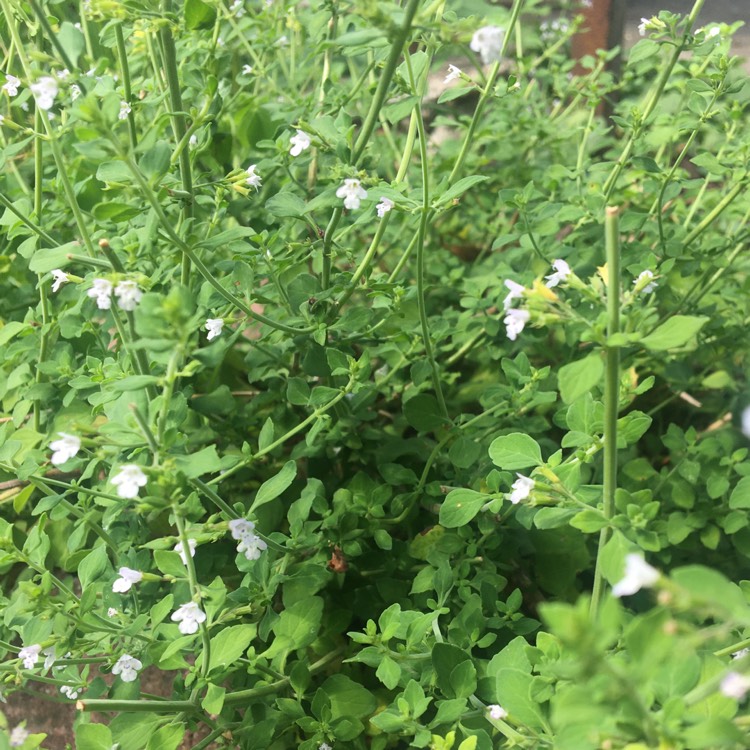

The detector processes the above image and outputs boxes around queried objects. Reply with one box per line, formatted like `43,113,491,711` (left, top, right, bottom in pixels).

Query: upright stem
114,23,138,151
33,102,49,432
406,52,448,419
351,0,422,164
602,0,706,199
158,7,194,286
590,207,621,619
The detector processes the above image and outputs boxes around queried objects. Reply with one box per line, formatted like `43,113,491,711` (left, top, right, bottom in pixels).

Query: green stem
682,178,745,247
207,371,357,486
77,698,197,713
28,0,76,71
406,52,448,419
602,0,706,200
0,192,57,245
351,0,422,164
114,22,138,151
158,6,194,285
590,206,621,620
33,103,49,433
157,347,182,445
173,509,211,679
447,0,524,185
117,151,314,335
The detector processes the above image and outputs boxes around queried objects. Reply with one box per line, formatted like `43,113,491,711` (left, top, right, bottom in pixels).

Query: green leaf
185,0,217,29
449,659,477,700
376,655,401,689
489,433,543,470
111,375,161,392
29,241,80,273
403,393,446,432
150,594,174,628
0,321,28,347
76,724,114,750
78,545,110,591
437,85,474,104
57,22,85,66
145,724,185,750
434,176,489,207
266,191,307,219
641,315,709,351
729,477,750,509
97,160,132,184
439,489,490,528
153,550,186,577
250,460,297,512
139,141,172,183
258,417,275,452
432,643,472,700
207,625,255,673
321,674,377,719
201,683,226,714
264,596,324,658
558,354,603,404
174,445,222,478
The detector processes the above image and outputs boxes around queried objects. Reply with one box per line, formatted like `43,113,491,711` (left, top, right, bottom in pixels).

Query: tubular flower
18,644,41,670
336,179,367,210
470,26,504,64
205,318,224,340
87,278,113,309
612,554,660,597
504,308,530,341
289,129,311,157
544,259,571,288
174,538,198,564
50,432,80,465
112,567,143,593
112,654,142,682
509,474,534,504
171,602,207,634
51,269,70,292
114,280,143,311
112,464,148,499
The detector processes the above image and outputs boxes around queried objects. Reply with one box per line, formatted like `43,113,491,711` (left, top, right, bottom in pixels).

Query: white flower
174,538,197,564
60,685,80,700
228,519,267,561
733,648,750,660
9,726,29,747
319,744,333,750
470,26,504,65
246,164,262,189
114,280,143,311
107,607,118,618
18,644,41,669
741,406,750,439
171,601,207,634
702,25,721,39
57,68,70,81
502,279,525,311
230,0,245,17
376,197,394,218
118,100,131,120
633,270,657,294
504,308,529,341
51,269,69,292
444,64,462,83
205,318,224,340
488,704,508,720
42,646,56,670
3,74,21,96
638,17,651,36
111,464,148,499
242,64,253,75
289,129,311,157
509,474,534,504
70,83,82,100
545,259,571,288
30,76,58,110
189,134,198,146
720,671,750,700
112,566,143,593
112,654,142,682
277,35,288,47
228,518,255,540
336,179,368,210
87,278,113,309
238,533,268,561
612,553,660,597
50,432,80,465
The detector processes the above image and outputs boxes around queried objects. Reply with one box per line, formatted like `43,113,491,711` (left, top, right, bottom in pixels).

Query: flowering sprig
49,433,80,465
336,178,368,210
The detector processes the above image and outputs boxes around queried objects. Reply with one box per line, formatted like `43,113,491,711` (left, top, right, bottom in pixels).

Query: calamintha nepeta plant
1,0,750,748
